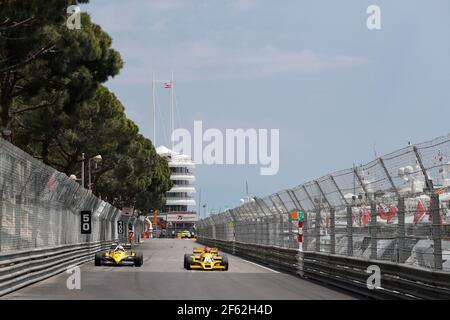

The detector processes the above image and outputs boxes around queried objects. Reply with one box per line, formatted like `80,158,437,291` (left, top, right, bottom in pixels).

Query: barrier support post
330,207,336,254
346,205,353,256
315,209,321,252
431,193,443,270
370,201,378,260
397,197,406,263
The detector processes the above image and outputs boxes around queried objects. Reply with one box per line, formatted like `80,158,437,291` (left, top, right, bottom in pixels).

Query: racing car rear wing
193,247,219,254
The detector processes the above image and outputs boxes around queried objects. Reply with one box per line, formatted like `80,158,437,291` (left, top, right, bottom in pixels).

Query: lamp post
202,204,207,218
88,154,102,190
81,153,85,188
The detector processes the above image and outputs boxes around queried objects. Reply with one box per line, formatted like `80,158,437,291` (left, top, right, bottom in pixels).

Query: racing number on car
80,210,92,234
117,220,124,234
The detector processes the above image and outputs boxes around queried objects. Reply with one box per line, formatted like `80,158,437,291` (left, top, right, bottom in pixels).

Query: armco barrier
0,239,117,297
197,236,298,274
302,251,450,300
198,236,450,299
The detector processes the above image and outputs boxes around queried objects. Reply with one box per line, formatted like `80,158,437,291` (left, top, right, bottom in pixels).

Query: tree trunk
41,137,50,164
0,71,14,142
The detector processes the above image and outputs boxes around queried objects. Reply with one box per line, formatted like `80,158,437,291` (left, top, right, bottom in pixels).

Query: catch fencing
0,138,148,296
197,133,450,274
0,138,143,252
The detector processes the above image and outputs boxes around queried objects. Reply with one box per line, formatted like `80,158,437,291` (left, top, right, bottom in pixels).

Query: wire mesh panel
195,133,450,272
0,139,122,253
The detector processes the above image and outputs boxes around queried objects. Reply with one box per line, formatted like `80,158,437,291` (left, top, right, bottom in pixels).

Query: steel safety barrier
197,236,450,299
0,240,117,296
0,138,148,295
196,133,450,299
301,251,450,300
197,236,299,275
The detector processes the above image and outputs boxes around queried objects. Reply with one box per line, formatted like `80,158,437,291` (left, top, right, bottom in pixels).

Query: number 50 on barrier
81,210,92,234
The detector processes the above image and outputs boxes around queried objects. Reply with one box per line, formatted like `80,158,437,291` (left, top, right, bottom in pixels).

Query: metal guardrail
301,251,450,300
197,133,450,274
0,239,117,297
198,236,450,299
197,236,298,274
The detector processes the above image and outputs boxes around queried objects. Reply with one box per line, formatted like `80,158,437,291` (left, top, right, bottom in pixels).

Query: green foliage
1,3,172,213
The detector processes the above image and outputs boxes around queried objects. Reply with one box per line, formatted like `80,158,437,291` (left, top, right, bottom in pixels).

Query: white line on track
239,258,280,273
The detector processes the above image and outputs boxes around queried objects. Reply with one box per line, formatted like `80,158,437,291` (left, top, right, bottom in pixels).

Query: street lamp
202,204,207,218
88,154,102,190
80,153,102,189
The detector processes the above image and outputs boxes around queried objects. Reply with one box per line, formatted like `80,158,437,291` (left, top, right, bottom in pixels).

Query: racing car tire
184,254,190,269
186,256,193,270
134,252,144,267
95,252,103,266
221,255,229,271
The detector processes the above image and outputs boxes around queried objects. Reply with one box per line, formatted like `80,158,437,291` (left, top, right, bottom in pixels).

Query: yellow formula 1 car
184,247,229,271
177,230,192,239
95,243,143,267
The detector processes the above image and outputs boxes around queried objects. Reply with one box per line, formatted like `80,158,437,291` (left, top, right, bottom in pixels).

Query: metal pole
269,195,283,248
171,71,174,149
379,158,400,197
152,72,156,146
302,207,309,251
315,207,321,252
413,146,434,192
353,166,368,195
346,205,353,256
315,181,332,253
88,158,91,190
287,189,305,212
431,193,443,270
329,174,348,206
397,196,406,263
81,153,85,188
330,207,335,254
370,201,378,260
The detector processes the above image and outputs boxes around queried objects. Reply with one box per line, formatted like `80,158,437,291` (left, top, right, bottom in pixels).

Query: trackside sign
166,213,197,222
80,210,92,234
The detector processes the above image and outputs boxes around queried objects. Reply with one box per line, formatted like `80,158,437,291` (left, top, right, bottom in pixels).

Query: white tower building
156,146,197,233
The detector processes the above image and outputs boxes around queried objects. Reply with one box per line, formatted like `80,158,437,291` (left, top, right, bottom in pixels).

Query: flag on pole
164,81,172,89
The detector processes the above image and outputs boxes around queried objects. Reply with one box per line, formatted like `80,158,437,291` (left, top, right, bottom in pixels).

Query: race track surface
2,239,359,300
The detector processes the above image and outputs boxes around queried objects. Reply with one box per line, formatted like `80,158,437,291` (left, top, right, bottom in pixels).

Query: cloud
111,40,367,84
230,0,257,11
82,0,186,32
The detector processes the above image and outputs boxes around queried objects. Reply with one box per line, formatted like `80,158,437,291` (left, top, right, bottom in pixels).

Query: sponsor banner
166,213,197,222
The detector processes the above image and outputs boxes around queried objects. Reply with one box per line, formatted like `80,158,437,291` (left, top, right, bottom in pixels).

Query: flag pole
171,71,174,149
152,72,156,147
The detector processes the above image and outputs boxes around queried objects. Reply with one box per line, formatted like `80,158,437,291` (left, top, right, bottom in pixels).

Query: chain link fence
197,133,450,272
0,138,143,253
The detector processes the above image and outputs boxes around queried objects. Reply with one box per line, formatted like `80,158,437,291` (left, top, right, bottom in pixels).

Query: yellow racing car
95,243,143,267
184,247,229,271
177,230,192,239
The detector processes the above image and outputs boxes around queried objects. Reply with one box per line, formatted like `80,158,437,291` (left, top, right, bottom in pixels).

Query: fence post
330,207,336,254
370,201,378,260
303,210,309,251
397,196,406,263
346,205,353,256
315,209,321,252
431,193,443,270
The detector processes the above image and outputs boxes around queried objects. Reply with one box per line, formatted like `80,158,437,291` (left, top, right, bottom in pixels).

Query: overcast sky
82,0,450,215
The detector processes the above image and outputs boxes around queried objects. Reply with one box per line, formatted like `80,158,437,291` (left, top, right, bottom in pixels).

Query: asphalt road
2,239,359,300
